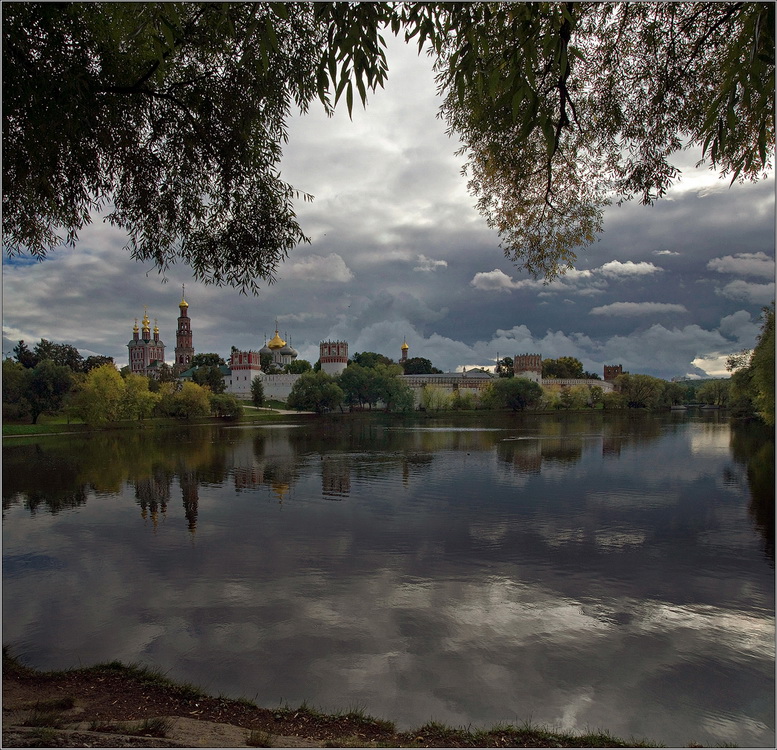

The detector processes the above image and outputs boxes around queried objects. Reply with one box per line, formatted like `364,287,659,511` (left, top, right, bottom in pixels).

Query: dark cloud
2,37,773,378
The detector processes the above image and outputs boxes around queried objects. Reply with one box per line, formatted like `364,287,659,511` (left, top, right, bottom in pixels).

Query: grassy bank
3,650,662,747
2,406,301,438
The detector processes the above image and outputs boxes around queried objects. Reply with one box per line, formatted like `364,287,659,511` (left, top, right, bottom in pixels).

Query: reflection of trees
2,442,88,514
731,421,775,566
4,428,230,528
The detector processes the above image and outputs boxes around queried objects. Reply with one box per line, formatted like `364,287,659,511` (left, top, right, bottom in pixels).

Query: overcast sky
3,34,775,379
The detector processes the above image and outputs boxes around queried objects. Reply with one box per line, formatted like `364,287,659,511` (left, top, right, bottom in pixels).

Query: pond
3,412,774,747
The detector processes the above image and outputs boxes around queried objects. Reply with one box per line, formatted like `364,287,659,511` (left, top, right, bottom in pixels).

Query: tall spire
179,283,189,309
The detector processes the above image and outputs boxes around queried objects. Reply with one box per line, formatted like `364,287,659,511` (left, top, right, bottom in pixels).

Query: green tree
76,364,124,425
5,3,771,285
542,356,584,379
338,363,374,409
13,340,37,368
589,385,604,408
373,363,414,411
174,381,211,420
209,392,244,419
121,373,160,421
33,339,84,371
352,351,394,369
261,353,282,374
483,378,543,411
251,375,265,407
662,381,690,407
287,371,343,413
728,305,775,425
750,305,775,426
284,359,312,374
83,355,115,372
559,385,590,409
602,391,628,410
615,373,665,409
2,358,32,420
697,379,730,407
192,365,226,394
402,357,435,374
451,390,477,410
25,360,73,423
495,356,514,378
192,353,226,368
421,385,452,412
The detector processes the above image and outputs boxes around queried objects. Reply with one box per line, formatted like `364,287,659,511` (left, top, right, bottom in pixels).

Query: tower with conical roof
174,286,194,373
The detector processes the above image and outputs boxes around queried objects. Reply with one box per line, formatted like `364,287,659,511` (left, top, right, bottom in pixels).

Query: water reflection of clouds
3,418,773,747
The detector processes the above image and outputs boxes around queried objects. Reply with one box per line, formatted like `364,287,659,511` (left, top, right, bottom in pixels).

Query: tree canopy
728,304,775,425
4,2,773,288
191,353,226,368
402,356,441,374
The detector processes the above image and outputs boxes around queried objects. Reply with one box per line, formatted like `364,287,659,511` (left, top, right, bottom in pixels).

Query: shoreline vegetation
2,649,661,748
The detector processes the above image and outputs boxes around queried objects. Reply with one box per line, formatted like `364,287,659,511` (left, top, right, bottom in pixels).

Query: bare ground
2,654,655,748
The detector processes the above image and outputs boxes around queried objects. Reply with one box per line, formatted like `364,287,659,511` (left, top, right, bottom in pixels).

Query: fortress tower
174,287,194,372
320,340,349,376
513,353,542,383
604,364,623,381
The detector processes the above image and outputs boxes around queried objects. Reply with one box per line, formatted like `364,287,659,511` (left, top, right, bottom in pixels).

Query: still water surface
3,412,774,746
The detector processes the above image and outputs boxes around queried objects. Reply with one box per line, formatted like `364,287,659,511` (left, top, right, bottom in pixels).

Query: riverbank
1,406,312,438
2,652,659,748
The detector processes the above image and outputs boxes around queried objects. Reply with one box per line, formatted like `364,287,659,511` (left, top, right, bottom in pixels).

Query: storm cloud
2,34,774,380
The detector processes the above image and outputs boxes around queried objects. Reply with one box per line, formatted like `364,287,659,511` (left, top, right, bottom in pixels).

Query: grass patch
246,728,275,746
27,696,76,712
400,717,662,748
20,709,69,729
232,695,259,708
92,660,204,700
90,717,173,738
131,716,173,737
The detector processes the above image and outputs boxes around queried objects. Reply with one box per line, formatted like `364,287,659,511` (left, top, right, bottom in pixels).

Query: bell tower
174,285,194,372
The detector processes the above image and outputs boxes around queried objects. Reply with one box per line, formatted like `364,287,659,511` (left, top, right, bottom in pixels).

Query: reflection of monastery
128,294,617,403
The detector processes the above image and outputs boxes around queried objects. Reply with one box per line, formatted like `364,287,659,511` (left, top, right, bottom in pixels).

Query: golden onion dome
401,340,409,351
179,297,189,308
133,319,139,333
142,312,151,328
267,330,286,349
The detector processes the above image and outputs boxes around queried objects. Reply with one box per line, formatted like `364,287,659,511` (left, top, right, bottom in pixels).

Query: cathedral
127,310,166,378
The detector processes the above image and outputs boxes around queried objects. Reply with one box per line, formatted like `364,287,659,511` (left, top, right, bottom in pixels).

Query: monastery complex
128,294,616,404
